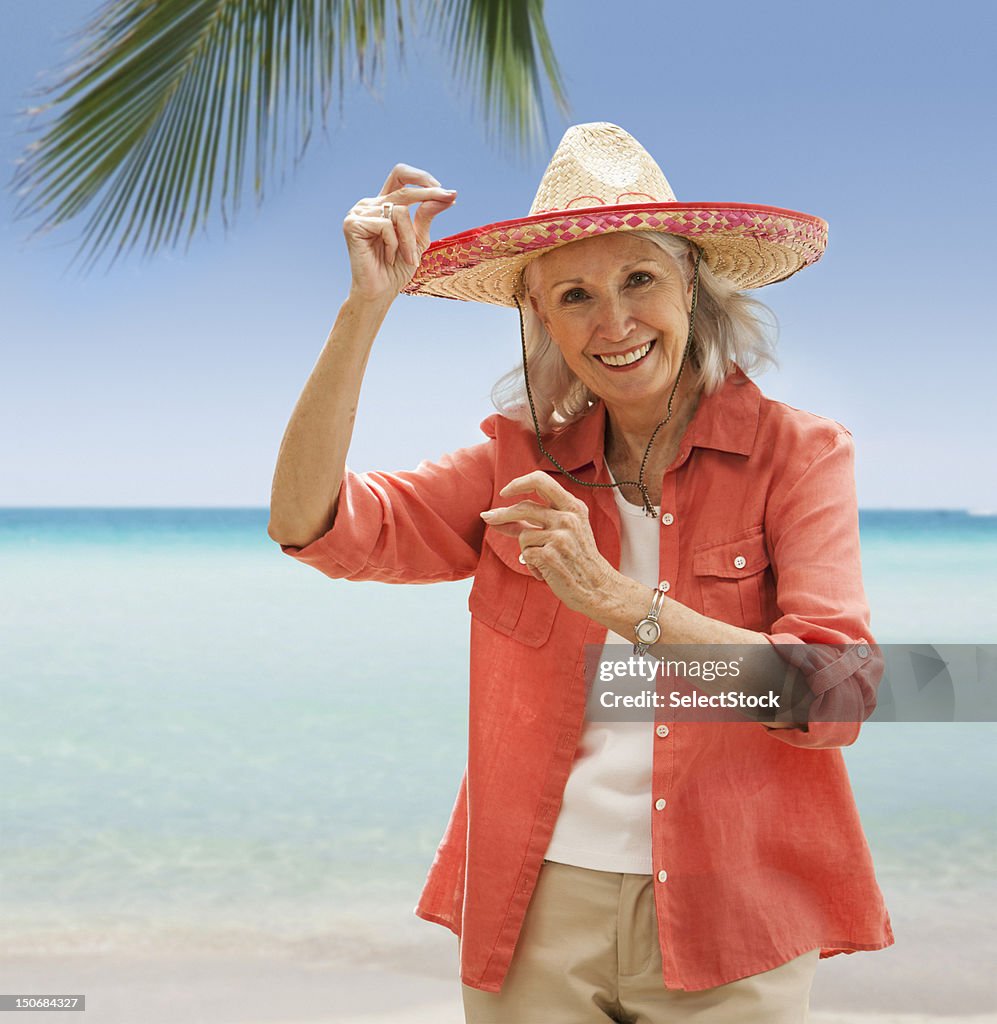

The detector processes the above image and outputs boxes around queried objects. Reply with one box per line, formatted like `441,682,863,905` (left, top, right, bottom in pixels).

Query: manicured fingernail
480,510,496,519
518,553,527,564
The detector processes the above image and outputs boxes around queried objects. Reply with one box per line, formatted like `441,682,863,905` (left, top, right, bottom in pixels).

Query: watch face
636,619,661,644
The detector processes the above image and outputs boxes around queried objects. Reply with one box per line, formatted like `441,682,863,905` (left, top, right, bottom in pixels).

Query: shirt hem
413,904,460,937
660,930,896,991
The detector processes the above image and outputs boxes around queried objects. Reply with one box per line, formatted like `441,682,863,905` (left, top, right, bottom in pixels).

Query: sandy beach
2,950,996,1024
2,907,994,1024
1,953,995,1024
0,862,993,1024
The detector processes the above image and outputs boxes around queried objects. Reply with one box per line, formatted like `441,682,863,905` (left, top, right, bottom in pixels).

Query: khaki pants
461,859,820,1024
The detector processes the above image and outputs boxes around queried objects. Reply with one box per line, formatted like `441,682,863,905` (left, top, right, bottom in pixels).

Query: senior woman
269,123,894,1023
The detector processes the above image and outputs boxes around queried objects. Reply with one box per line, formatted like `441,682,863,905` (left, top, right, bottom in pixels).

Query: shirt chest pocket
468,530,560,647
691,527,771,630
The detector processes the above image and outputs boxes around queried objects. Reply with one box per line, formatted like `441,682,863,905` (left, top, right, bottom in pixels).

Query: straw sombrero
403,122,827,306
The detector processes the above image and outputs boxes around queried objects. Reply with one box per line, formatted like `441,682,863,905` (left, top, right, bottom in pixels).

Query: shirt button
655,798,667,811
657,870,668,883
658,580,670,593
661,513,674,526
856,644,870,658
733,554,747,569
655,724,670,738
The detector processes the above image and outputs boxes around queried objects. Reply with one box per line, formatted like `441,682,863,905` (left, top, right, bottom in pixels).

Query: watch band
633,584,668,656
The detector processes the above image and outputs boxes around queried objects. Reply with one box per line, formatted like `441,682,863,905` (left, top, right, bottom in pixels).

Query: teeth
596,341,652,367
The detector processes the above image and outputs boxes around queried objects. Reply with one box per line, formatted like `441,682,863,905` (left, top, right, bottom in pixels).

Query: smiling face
525,232,695,425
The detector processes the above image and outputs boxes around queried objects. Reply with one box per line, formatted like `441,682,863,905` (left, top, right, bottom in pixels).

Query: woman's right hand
344,164,457,304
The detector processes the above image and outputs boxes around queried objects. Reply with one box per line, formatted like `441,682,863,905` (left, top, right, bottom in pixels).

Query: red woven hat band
403,122,827,306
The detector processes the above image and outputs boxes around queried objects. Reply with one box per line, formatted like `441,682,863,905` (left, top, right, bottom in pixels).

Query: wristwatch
633,585,668,656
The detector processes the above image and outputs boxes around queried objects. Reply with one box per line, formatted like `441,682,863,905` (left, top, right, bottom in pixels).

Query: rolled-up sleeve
276,437,496,584
761,428,883,748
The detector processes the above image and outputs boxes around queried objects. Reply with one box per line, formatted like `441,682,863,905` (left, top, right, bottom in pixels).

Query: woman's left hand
480,471,616,615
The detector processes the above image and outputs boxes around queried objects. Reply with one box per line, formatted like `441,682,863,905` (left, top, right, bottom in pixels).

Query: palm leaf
427,0,568,152
9,0,568,270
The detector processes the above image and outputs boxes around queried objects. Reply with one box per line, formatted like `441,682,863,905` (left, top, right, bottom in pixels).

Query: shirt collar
525,365,761,473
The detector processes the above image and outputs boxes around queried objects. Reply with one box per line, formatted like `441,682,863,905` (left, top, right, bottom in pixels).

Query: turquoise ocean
1,508,995,986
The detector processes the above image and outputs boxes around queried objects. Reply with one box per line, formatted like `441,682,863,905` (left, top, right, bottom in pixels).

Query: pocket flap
481,526,534,576
468,529,559,646
692,529,770,578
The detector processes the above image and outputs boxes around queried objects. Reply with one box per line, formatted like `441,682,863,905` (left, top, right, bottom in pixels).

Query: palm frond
10,0,565,270
427,0,570,156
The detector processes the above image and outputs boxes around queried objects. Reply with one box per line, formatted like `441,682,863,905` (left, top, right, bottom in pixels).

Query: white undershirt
542,470,660,874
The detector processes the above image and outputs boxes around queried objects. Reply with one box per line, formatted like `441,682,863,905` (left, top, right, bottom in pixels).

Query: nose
593,292,638,344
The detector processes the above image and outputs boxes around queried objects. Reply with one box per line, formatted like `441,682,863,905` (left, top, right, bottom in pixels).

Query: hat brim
403,201,827,306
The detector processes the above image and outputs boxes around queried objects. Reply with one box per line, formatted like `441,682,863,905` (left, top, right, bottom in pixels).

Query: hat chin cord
512,244,704,518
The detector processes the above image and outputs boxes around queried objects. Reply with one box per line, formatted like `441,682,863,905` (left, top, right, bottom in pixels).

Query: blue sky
2,0,994,508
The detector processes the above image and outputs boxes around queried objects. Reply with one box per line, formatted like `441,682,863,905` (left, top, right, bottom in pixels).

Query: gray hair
491,230,779,432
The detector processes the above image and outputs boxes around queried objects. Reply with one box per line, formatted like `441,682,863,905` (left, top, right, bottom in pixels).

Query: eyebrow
549,259,660,292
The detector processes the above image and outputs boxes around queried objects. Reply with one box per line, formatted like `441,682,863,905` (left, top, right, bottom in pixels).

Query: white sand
2,903,995,1024
1,951,995,1024
810,1018,997,1024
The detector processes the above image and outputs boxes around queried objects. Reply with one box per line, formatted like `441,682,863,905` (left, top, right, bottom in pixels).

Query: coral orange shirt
278,366,895,993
